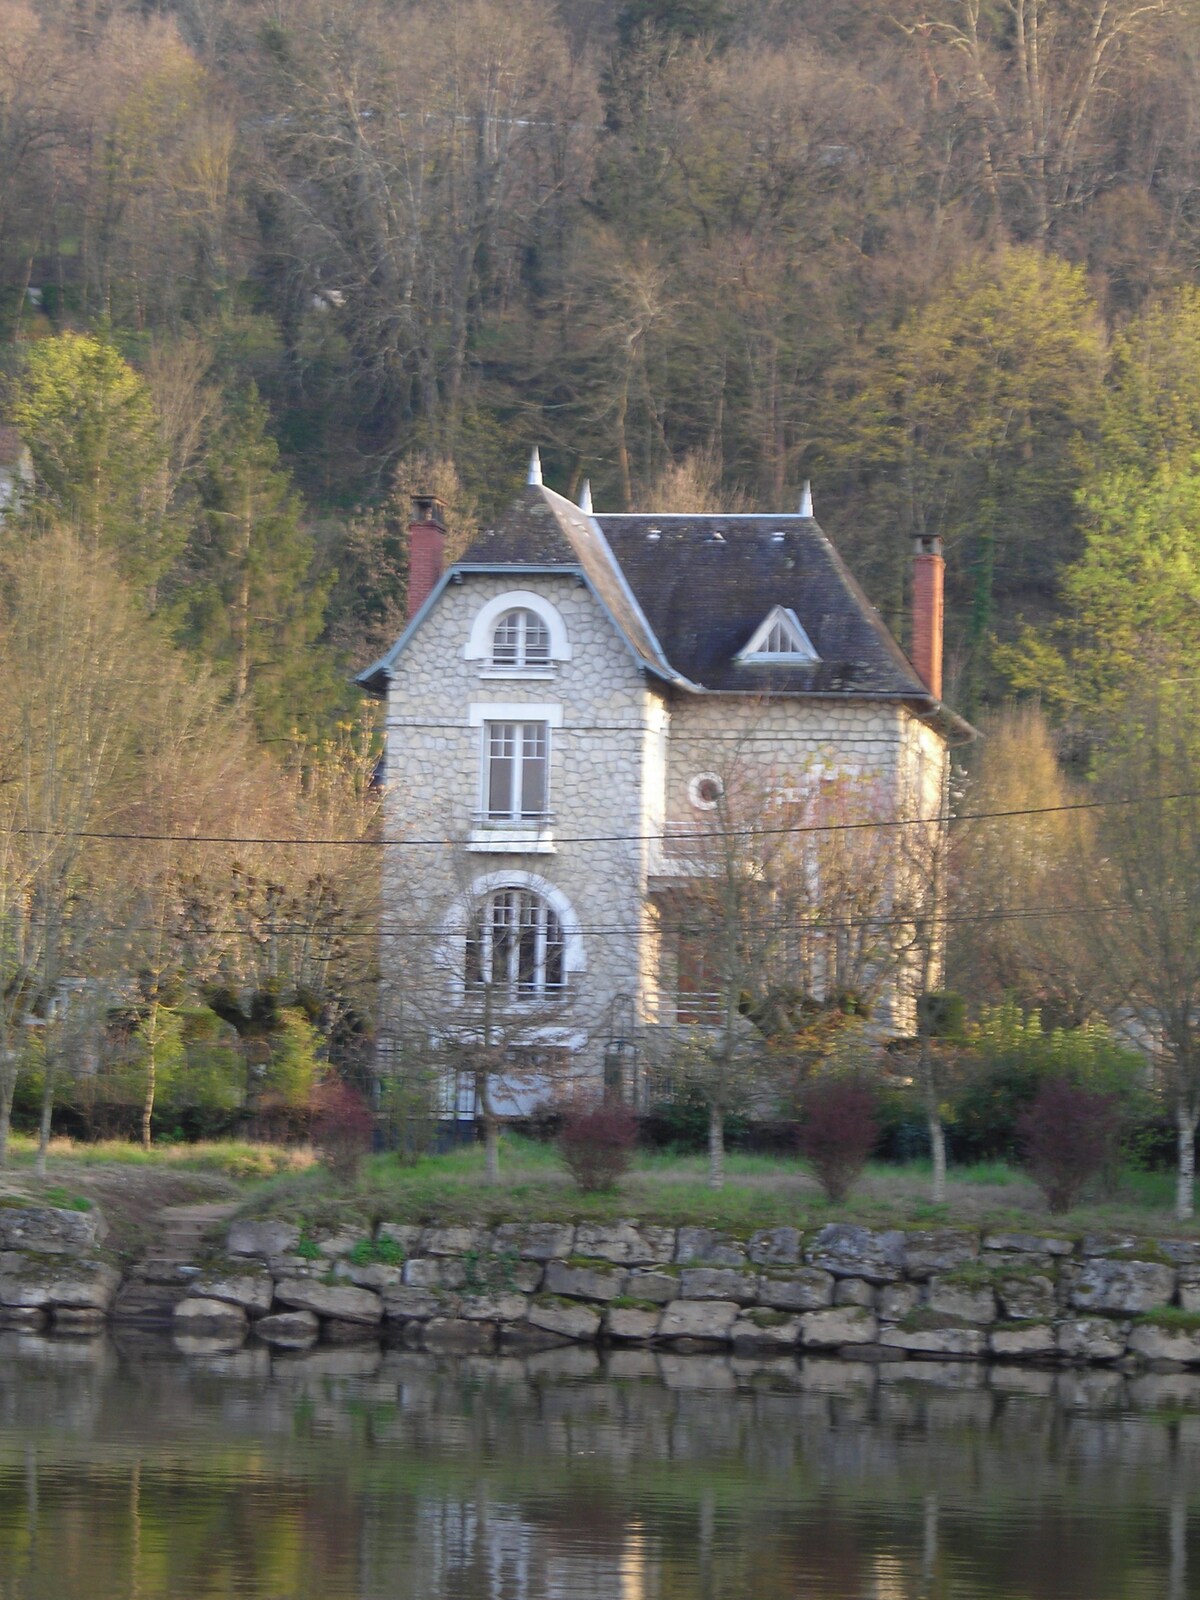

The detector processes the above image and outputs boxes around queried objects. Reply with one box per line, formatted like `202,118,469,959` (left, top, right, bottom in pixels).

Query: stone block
1070,1259,1175,1316
192,1263,273,1315
879,1324,986,1358
626,1269,678,1304
420,1226,483,1256
806,1225,905,1283
757,1268,834,1312
0,1307,45,1330
1180,1274,1200,1314
227,1219,299,1259
510,1261,544,1293
543,1261,628,1301
926,1279,996,1324
674,1227,747,1268
903,1230,979,1280
878,1283,921,1322
982,1232,1074,1257
989,1324,1056,1358
996,1274,1058,1321
1056,1318,1129,1362
376,1223,423,1254
834,1278,875,1308
679,1267,757,1304
0,1259,120,1311
658,1299,740,1342
800,1306,879,1348
53,1308,107,1334
1128,1323,1200,1364
273,1279,383,1325
314,1230,369,1260
256,1310,320,1348
730,1313,801,1353
492,1222,576,1261
1155,1239,1200,1266
605,1307,660,1342
747,1227,802,1266
421,1318,496,1354
526,1298,602,1341
0,1205,106,1256
575,1222,676,1265
403,1258,466,1290
382,1286,446,1322
458,1292,528,1323
173,1297,249,1337
334,1260,405,1291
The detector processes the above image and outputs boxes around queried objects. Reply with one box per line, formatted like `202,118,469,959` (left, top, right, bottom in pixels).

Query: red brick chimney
407,493,446,619
911,532,944,699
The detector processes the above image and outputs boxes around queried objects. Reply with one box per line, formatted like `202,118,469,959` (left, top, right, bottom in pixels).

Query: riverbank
8,1198,1200,1370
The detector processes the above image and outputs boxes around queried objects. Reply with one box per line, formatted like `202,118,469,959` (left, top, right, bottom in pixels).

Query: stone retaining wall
6,1207,1200,1368
186,1218,1200,1367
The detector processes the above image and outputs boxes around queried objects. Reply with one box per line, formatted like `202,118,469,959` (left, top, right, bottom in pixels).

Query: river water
0,1331,1197,1599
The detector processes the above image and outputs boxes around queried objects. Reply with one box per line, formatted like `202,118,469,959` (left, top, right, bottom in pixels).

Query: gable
736,606,818,663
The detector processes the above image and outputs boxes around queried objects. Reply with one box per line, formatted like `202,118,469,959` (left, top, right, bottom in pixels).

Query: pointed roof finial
798,479,814,518
578,478,593,513
527,446,543,487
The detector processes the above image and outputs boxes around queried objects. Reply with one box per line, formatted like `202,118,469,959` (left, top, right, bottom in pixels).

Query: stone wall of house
133,1217,1200,1369
382,570,661,1092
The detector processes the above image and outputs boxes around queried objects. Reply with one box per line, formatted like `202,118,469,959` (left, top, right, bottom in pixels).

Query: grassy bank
2,1135,1195,1245
237,1136,1200,1241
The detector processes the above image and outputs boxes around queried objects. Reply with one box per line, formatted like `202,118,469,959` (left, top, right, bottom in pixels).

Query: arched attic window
464,591,571,675
492,607,550,668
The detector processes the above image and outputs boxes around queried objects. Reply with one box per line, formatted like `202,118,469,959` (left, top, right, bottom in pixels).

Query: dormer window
464,590,571,677
736,606,818,664
492,608,550,668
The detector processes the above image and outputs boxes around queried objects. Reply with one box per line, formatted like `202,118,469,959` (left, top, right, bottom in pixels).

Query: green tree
828,248,1104,710
177,385,338,741
8,332,174,599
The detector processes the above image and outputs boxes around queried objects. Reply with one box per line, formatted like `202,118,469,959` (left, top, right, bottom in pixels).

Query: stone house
357,454,973,1115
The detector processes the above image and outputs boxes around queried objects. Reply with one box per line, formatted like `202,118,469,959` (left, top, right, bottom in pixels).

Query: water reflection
0,1332,1197,1598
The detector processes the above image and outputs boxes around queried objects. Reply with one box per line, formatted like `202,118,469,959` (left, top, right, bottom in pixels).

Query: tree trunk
707,1102,725,1190
477,1072,500,1184
0,1053,14,1170
929,1112,947,1205
141,1000,158,1151
1176,1103,1197,1222
34,1059,56,1180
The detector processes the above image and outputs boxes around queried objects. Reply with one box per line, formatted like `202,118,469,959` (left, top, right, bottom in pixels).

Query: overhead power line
5,786,1198,851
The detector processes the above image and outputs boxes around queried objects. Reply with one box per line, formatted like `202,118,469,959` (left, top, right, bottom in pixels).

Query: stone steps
112,1201,240,1325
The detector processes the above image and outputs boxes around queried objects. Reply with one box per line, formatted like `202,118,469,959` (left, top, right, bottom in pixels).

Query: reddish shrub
798,1076,879,1203
310,1078,375,1180
1017,1077,1121,1215
558,1099,638,1192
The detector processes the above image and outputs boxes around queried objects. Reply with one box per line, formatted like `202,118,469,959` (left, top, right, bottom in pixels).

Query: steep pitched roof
361,481,972,735
595,513,930,697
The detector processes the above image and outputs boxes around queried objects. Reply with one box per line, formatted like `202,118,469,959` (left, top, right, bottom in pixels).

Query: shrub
1016,1077,1121,1214
558,1099,638,1192
310,1077,375,1180
798,1075,879,1203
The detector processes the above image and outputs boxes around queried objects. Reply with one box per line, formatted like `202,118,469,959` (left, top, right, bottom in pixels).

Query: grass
230,1134,1200,1241
2,1135,313,1182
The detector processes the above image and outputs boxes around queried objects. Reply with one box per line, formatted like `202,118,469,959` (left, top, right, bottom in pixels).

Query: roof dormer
735,605,818,664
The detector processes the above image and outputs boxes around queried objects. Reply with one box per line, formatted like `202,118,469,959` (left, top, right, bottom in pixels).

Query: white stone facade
377,567,951,1111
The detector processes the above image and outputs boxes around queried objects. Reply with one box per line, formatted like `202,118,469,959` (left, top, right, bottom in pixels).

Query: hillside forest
4,0,1200,1159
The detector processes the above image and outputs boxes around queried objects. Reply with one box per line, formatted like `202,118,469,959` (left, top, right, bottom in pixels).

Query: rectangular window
484,721,548,820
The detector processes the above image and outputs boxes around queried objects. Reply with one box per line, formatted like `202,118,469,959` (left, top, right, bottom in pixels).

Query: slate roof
362,482,972,736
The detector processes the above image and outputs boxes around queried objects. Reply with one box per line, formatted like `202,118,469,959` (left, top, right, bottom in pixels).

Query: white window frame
466,886,567,1001
736,605,819,663
482,720,550,822
464,590,571,678
436,870,587,1009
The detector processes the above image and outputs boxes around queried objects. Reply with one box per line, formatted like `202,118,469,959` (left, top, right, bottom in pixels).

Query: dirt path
0,1163,243,1261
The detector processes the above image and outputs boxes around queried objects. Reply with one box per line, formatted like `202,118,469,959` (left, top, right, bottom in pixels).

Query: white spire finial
526,446,543,487
578,478,593,513
798,479,814,518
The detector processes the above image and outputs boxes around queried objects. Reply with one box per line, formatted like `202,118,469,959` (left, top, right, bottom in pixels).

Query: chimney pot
911,532,945,699
407,491,447,619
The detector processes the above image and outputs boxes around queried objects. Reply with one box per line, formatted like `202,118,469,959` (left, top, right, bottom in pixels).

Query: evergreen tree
176,385,342,742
